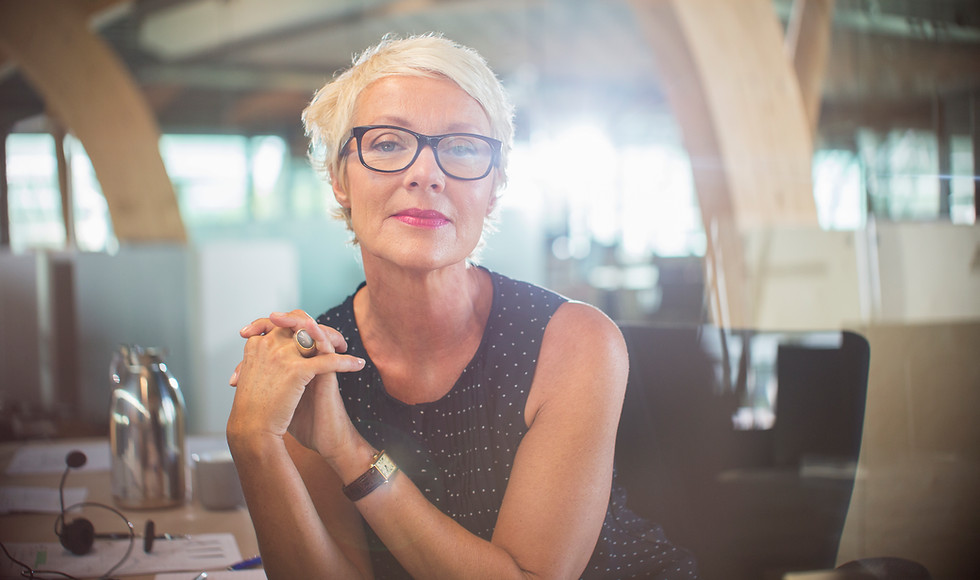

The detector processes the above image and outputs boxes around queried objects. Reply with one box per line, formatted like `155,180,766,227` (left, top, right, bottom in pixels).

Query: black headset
56,450,104,555
1,450,169,579
54,450,160,570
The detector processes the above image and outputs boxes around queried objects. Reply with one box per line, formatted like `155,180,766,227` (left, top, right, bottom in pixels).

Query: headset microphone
65,450,87,470
56,450,157,558
1,450,147,578
57,451,95,555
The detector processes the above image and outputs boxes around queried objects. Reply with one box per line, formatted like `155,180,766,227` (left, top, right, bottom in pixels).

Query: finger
242,309,313,337
229,362,242,386
240,317,278,338
270,309,316,329
279,313,348,356
265,311,329,352
294,329,318,358
314,325,348,354
243,311,347,358
307,352,366,374
296,327,349,357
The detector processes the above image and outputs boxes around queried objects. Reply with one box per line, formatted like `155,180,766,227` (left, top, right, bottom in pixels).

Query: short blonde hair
302,34,515,242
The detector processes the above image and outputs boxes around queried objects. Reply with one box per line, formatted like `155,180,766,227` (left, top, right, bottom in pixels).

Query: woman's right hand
226,310,366,460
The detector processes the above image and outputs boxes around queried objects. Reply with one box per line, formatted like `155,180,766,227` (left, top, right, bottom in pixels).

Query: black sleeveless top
318,269,698,579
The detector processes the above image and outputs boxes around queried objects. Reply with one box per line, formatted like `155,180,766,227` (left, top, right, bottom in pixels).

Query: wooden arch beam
0,0,185,243
785,0,836,138
627,0,820,327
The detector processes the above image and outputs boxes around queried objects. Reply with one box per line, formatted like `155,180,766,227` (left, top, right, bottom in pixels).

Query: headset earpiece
60,517,95,555
56,450,157,560
144,520,156,553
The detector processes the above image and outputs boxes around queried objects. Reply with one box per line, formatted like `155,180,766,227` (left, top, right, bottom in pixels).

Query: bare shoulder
526,301,629,424
542,300,628,368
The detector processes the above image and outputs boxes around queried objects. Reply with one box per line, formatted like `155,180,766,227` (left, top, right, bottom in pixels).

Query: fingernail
271,311,286,317
229,370,238,384
239,325,250,335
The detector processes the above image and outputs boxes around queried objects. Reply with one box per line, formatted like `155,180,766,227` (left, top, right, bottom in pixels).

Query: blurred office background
0,1,978,578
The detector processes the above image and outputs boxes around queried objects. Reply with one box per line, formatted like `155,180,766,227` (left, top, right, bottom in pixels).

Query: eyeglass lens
357,126,495,180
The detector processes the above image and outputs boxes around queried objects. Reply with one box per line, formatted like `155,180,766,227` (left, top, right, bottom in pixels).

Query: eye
373,139,399,153
441,136,483,158
365,130,413,154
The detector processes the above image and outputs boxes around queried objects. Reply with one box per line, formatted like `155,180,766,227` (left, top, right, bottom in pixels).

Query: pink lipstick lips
393,208,450,228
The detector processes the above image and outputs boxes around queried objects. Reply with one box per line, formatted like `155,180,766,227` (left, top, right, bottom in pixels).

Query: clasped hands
227,309,366,456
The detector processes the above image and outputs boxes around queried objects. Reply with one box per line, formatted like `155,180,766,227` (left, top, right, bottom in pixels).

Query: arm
238,304,628,579
493,301,628,575
309,301,627,579
226,312,372,579
229,431,372,578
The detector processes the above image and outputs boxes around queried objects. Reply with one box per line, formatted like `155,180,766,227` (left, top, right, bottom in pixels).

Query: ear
331,171,352,209
485,192,498,217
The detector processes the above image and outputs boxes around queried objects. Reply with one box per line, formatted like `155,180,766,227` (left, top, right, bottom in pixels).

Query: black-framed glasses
341,125,501,181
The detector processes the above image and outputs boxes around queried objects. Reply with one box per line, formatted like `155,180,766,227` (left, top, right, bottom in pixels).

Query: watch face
374,452,397,480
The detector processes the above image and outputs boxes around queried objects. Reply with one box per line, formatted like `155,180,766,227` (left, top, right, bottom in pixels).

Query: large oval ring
294,329,317,358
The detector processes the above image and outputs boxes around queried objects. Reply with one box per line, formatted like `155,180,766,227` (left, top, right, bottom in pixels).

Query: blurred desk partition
615,323,870,580
0,437,259,580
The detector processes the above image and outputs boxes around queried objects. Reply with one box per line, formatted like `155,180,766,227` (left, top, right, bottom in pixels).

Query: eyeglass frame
340,125,503,181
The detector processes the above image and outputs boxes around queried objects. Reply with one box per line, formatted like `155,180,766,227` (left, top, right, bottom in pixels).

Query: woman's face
334,75,498,272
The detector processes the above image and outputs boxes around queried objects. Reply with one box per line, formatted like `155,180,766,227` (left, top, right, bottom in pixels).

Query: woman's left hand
228,310,365,460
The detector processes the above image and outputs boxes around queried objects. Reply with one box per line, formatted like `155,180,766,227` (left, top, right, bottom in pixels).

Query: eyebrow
363,117,488,135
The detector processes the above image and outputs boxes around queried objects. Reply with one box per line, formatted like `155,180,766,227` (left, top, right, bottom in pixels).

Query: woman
227,34,697,579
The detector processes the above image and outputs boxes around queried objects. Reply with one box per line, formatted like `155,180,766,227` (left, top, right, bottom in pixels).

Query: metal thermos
109,344,187,509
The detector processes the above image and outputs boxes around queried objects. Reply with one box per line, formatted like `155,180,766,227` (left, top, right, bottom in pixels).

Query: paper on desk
5,440,111,474
155,570,267,580
0,486,86,514
5,435,231,476
0,533,241,578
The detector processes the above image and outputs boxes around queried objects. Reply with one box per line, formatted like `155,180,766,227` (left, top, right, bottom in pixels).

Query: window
5,133,64,251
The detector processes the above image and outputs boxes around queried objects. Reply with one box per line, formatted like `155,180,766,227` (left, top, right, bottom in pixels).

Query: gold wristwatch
342,450,398,501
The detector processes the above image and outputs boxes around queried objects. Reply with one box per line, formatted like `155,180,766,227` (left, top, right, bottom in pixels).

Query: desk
0,437,260,580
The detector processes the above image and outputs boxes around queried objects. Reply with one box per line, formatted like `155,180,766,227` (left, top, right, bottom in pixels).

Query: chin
359,225,483,269
376,241,474,272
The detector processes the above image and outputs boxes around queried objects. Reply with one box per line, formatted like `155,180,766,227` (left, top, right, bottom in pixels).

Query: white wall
187,240,298,434
743,227,864,331
742,223,980,331
187,217,363,320
874,222,980,323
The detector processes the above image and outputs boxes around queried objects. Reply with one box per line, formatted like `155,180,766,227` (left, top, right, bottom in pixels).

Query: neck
354,260,491,356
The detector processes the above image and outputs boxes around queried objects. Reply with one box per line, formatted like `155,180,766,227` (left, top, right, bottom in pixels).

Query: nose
403,145,445,192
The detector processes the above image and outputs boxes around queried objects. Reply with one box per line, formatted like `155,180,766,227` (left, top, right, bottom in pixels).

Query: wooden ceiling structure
2,0,977,140
1,0,978,325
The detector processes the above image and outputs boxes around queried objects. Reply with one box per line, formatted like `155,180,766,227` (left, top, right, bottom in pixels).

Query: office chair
615,323,872,580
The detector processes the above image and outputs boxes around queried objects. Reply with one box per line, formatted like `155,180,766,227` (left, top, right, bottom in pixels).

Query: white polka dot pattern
317,268,699,579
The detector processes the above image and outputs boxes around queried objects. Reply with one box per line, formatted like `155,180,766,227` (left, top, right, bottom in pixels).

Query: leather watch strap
343,450,397,501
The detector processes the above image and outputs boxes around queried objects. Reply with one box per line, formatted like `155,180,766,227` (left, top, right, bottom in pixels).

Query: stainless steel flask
109,345,187,508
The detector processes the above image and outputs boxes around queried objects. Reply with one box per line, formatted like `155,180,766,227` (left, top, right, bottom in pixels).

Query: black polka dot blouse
317,268,698,579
